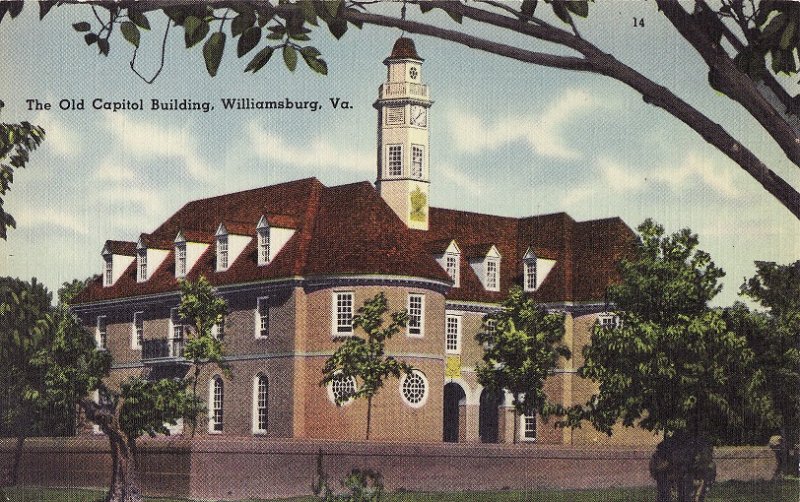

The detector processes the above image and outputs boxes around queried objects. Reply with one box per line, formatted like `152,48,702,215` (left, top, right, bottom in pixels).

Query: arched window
253,374,268,433
209,376,224,433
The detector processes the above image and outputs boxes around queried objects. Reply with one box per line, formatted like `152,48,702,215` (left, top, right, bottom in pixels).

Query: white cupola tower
374,37,432,231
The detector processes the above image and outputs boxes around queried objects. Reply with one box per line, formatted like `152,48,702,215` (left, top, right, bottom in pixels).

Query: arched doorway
443,382,466,442
479,388,501,443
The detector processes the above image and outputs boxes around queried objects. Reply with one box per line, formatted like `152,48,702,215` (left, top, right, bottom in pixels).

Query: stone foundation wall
0,437,777,501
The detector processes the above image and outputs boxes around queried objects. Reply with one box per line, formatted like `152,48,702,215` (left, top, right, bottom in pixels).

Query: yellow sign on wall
445,355,461,379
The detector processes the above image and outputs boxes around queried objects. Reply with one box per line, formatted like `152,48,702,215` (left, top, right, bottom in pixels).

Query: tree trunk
104,424,143,502
366,395,372,440
650,432,715,502
190,365,201,437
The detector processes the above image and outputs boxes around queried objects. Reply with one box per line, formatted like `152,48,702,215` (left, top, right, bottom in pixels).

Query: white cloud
439,163,481,195
12,207,89,235
561,153,739,206
103,113,212,180
94,159,136,181
247,121,372,173
34,111,82,157
446,89,600,160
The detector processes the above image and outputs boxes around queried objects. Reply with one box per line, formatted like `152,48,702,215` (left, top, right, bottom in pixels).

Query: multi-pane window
407,294,424,337
411,145,424,178
257,228,270,266
96,315,107,350
170,307,185,357
334,292,354,335
217,235,229,271
445,253,459,287
104,256,113,286
524,260,537,291
176,243,187,277
486,259,499,291
256,297,269,338
132,311,144,349
329,374,357,405
212,319,224,340
482,318,497,349
255,375,268,433
210,377,224,432
400,371,428,407
387,145,402,176
138,250,147,282
522,414,537,441
445,315,461,354
599,314,620,329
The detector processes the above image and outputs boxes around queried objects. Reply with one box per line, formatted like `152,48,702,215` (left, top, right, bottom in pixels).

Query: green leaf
39,2,56,20
551,2,572,25
73,22,91,32
184,16,209,48
283,44,297,71
98,39,110,56
566,1,589,18
298,0,318,26
325,0,342,17
120,22,140,48
445,8,462,24
203,32,226,77
520,0,538,20
780,20,796,49
83,33,98,46
327,18,347,39
245,46,274,72
231,11,256,37
300,46,321,58
128,10,151,30
237,27,262,58
302,52,327,75
762,12,787,41
8,1,22,18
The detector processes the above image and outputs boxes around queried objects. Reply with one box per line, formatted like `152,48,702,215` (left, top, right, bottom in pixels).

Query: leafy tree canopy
0,120,45,239
475,286,568,442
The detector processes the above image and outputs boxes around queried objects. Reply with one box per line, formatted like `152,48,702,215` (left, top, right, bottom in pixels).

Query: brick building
72,38,652,446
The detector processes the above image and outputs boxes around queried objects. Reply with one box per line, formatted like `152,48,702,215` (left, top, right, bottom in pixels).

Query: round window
328,374,357,405
400,370,428,408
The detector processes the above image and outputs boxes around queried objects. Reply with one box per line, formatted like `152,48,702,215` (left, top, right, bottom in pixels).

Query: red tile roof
74,178,633,306
388,37,422,60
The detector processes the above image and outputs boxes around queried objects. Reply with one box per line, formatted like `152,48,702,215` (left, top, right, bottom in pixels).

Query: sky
0,2,798,307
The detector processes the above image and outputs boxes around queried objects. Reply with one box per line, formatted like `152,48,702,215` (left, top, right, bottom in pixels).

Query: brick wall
1,438,777,501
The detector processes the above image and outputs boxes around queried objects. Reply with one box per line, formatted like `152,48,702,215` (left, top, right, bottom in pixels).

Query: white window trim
169,307,184,358
209,376,224,434
485,258,500,292
257,227,270,266
91,390,103,434
131,311,144,350
598,312,621,330
332,291,355,337
252,374,269,434
211,319,224,340
175,242,187,278
445,314,462,354
407,293,425,338
386,144,403,177
399,370,429,408
523,259,537,292
521,413,537,442
255,296,269,339
216,235,229,271
96,315,108,350
445,253,460,287
411,144,424,179
137,249,148,282
327,373,357,406
103,256,113,287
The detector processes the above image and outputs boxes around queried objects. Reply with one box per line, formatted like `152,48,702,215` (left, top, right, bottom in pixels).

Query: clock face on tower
410,105,427,127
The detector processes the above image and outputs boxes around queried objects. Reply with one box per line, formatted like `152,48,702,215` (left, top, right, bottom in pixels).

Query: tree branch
656,1,800,170
344,7,800,219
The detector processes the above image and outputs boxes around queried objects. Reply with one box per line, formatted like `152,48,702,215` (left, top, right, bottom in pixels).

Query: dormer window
138,248,148,282
256,216,270,266
445,253,459,287
217,235,229,271
176,242,187,278
524,258,537,292
103,255,113,287
486,259,499,291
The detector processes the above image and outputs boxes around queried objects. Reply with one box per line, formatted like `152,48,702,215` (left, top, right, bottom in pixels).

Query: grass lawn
2,480,798,502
